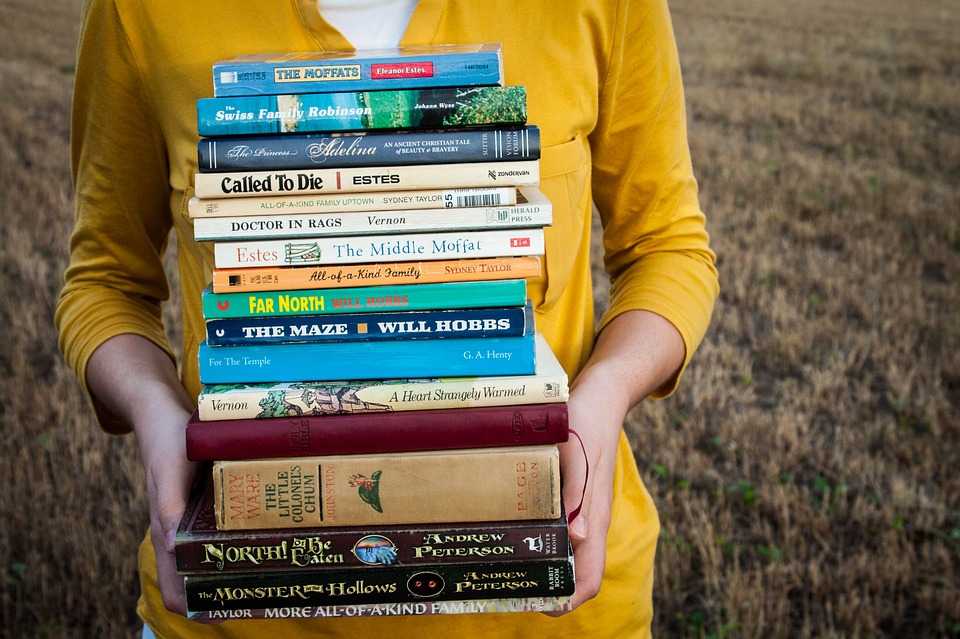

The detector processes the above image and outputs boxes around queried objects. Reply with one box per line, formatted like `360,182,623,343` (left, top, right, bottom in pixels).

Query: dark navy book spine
184,557,575,611
197,126,540,172
205,304,528,346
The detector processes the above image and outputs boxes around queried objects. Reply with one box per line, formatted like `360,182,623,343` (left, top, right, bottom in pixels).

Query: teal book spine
197,86,526,136
197,312,538,384
200,279,527,319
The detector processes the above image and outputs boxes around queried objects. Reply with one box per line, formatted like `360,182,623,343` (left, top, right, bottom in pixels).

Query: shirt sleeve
588,0,719,396
55,0,178,434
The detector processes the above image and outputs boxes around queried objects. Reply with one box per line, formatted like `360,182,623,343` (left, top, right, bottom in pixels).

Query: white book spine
187,187,517,219
213,228,546,269
193,161,540,199
193,186,551,241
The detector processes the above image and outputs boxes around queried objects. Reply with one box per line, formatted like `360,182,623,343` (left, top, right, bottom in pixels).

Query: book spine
188,595,573,620
199,86,525,135
178,474,569,573
204,305,528,346
192,186,551,241
197,126,539,172
188,187,517,219
193,160,540,199
196,334,567,421
212,444,560,530
210,256,541,293
186,402,568,461
212,228,545,269
212,48,504,97
184,557,574,611
177,520,570,574
201,279,527,319
197,328,537,384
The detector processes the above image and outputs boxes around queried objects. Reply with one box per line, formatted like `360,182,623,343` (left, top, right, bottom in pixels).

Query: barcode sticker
441,188,515,208
458,192,502,207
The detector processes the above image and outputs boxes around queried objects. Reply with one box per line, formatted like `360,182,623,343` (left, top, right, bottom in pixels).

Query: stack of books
177,44,576,622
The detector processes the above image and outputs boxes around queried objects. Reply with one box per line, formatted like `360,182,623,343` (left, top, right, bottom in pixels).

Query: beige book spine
213,445,560,530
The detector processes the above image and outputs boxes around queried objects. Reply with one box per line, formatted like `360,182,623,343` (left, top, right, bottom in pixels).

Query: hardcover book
192,160,540,199
200,278,527,320
210,256,541,293
211,444,561,530
205,303,529,346
212,227,545,269
188,187,517,219
193,186,551,241
196,317,538,384
185,401,568,461
196,333,567,421
188,596,573,621
199,86,525,136
212,44,504,97
177,465,570,573
183,556,574,612
197,126,539,172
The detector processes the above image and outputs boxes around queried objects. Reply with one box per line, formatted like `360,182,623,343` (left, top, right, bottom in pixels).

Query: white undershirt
317,0,419,49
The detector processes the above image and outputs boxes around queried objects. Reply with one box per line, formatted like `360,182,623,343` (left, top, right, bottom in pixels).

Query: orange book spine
211,256,541,292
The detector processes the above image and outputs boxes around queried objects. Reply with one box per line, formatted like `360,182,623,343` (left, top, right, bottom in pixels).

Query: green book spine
201,279,527,319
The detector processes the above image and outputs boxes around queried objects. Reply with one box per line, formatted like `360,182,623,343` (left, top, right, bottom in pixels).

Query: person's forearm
572,308,686,411
86,333,194,430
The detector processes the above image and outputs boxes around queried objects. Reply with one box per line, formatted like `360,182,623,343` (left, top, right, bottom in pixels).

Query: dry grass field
1,0,958,637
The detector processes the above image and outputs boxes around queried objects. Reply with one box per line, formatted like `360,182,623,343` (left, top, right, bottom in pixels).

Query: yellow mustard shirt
57,0,718,637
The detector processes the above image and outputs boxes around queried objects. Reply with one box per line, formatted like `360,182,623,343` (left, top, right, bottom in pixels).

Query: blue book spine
197,126,540,172
205,304,529,346
196,86,527,137
212,45,503,96
198,309,538,384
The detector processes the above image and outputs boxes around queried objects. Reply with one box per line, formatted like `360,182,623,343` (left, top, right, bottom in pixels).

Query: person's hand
85,334,199,617
543,310,686,614
133,403,197,616
552,381,624,611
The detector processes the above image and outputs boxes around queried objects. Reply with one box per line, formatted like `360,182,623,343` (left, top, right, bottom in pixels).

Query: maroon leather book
185,403,568,461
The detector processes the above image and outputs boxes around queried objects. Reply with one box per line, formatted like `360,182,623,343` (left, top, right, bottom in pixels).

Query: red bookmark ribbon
566,428,588,524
